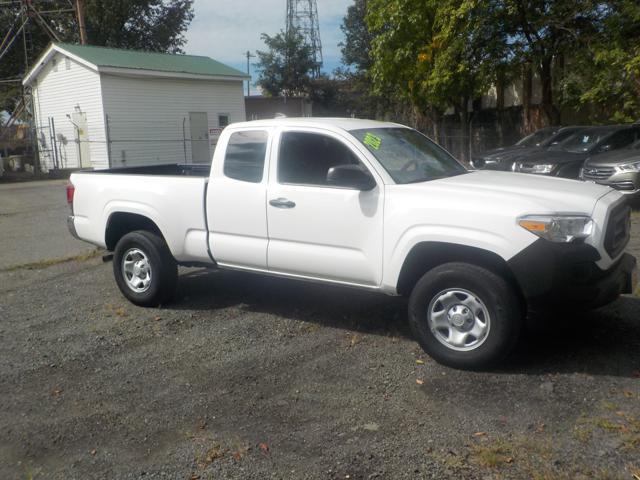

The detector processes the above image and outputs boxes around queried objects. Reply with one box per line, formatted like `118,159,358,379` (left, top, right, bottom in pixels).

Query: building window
223,130,268,183
218,114,230,128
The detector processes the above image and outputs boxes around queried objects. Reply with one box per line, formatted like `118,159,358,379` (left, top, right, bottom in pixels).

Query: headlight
617,161,640,172
518,215,593,243
531,164,554,174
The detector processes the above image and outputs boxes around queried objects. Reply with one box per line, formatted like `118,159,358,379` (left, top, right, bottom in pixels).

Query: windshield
541,127,583,147
515,128,556,147
351,128,467,184
553,127,615,153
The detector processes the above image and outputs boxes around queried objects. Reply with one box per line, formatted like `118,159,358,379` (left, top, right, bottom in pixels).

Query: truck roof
228,117,405,132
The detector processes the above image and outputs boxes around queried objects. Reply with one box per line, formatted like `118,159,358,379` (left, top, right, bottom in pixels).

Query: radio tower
286,0,323,77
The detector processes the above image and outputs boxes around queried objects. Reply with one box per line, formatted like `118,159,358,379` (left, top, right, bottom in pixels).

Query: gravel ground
0,180,94,269
1,183,639,479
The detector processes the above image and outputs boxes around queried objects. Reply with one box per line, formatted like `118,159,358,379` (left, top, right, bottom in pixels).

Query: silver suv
580,140,640,197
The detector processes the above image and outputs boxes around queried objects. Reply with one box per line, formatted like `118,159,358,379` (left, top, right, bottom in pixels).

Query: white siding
100,74,246,166
32,52,108,170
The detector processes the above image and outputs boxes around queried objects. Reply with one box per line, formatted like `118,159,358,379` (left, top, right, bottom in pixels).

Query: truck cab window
223,131,268,183
278,131,365,186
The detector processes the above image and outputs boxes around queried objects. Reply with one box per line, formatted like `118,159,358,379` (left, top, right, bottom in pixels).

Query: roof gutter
96,66,249,82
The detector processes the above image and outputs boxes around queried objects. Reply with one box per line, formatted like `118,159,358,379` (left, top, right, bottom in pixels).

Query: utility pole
245,50,254,97
76,0,87,45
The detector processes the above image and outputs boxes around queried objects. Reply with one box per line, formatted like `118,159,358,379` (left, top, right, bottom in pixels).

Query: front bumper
508,239,637,310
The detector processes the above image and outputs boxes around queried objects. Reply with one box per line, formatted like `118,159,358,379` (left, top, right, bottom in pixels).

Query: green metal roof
55,43,247,78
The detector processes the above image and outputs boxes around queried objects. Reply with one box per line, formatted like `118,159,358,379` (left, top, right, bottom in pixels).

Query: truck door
206,128,271,269
266,129,384,286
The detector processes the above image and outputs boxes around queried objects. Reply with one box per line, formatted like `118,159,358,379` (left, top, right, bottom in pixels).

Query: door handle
269,198,296,209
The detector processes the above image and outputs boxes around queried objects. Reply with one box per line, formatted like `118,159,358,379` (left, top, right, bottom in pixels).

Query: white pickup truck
67,118,636,369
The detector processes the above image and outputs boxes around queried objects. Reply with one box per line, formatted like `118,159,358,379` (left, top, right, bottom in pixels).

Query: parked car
471,126,586,171
66,118,636,370
513,124,640,178
580,139,640,196
470,126,559,170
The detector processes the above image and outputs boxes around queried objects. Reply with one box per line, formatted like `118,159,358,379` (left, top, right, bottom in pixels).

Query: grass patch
471,439,515,468
590,414,640,450
1,248,103,272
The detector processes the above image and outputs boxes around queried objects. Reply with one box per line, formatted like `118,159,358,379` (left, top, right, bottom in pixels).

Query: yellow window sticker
363,132,382,150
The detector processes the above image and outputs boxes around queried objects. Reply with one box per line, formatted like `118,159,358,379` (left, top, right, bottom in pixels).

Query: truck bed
87,163,211,177
70,166,211,264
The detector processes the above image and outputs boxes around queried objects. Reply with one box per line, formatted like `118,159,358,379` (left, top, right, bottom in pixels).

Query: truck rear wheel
408,262,522,370
113,230,177,307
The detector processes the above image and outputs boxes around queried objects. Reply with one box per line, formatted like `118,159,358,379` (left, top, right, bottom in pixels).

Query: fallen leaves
258,442,269,455
197,443,223,468
416,379,424,385
416,359,425,365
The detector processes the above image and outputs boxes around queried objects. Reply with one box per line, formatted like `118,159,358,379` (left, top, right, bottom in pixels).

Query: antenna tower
286,0,323,77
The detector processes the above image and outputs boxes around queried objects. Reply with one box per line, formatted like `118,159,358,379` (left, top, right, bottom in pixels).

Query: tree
340,0,373,73
565,0,640,122
367,0,506,160
499,0,602,125
82,0,194,53
0,0,194,117
255,28,318,97
337,0,388,118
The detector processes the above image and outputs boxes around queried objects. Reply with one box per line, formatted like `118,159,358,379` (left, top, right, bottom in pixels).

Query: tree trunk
459,96,470,163
540,56,560,125
522,63,533,133
496,70,505,147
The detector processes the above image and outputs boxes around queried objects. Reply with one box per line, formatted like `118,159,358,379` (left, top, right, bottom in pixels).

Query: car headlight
531,164,554,174
518,215,593,243
617,161,640,172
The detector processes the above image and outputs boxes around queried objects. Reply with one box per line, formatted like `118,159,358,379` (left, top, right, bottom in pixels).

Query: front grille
611,180,636,191
582,166,615,181
604,203,631,258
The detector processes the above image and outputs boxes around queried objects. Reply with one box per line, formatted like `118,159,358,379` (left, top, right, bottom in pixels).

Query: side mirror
326,164,376,191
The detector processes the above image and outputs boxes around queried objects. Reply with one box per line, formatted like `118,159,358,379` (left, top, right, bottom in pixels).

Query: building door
72,112,91,168
189,112,210,163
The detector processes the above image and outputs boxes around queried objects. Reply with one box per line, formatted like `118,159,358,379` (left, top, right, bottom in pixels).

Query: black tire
408,262,523,370
112,230,178,307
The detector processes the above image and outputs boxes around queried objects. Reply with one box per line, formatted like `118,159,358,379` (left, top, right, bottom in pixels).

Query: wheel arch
395,241,523,299
105,212,164,251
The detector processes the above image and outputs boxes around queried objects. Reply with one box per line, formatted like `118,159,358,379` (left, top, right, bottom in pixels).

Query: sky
184,0,352,92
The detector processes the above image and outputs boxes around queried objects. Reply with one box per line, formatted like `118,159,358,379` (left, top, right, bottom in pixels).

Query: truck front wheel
408,262,523,370
113,230,178,307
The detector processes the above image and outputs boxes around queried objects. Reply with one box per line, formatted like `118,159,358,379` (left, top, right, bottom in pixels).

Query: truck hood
406,170,612,214
584,147,640,167
474,145,523,160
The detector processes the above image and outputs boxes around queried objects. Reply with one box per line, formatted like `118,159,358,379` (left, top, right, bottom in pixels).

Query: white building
22,43,248,170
